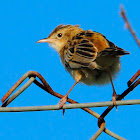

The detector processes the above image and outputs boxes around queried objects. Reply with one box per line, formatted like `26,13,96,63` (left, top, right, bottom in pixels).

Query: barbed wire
0,6,140,140
1,99,140,112
1,69,140,140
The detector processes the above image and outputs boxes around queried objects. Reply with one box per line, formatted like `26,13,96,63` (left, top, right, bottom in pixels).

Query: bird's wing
98,40,130,57
87,31,130,56
64,38,97,69
64,30,129,69
83,30,129,56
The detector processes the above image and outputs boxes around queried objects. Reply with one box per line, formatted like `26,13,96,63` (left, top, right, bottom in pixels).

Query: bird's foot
112,91,118,111
58,94,69,116
58,94,68,109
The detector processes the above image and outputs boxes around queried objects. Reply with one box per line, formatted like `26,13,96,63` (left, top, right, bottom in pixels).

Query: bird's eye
57,33,62,38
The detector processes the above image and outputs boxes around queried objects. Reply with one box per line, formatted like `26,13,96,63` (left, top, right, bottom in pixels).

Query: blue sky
0,0,140,139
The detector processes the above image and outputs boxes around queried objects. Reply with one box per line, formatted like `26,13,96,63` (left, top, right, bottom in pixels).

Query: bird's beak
36,38,55,43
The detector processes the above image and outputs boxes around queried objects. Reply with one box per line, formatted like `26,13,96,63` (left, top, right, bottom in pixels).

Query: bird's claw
58,95,68,109
112,92,118,111
58,95,68,116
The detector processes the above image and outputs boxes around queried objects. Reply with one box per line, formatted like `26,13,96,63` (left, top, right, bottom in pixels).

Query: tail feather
99,40,130,56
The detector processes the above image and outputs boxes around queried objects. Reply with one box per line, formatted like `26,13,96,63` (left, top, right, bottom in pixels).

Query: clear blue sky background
0,0,140,140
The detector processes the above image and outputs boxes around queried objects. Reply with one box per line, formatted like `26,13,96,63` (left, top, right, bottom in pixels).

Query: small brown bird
37,24,129,108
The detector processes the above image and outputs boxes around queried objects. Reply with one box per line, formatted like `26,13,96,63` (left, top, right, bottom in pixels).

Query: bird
37,24,130,108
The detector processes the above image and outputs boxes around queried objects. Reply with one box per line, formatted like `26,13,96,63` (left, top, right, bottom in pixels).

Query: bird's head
37,24,83,52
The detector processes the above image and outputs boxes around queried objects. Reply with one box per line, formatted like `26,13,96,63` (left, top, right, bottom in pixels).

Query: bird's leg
58,73,81,109
107,70,118,108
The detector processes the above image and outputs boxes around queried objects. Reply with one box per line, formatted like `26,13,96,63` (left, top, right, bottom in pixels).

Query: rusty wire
1,69,140,140
120,6,140,47
0,71,124,139
98,69,140,128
